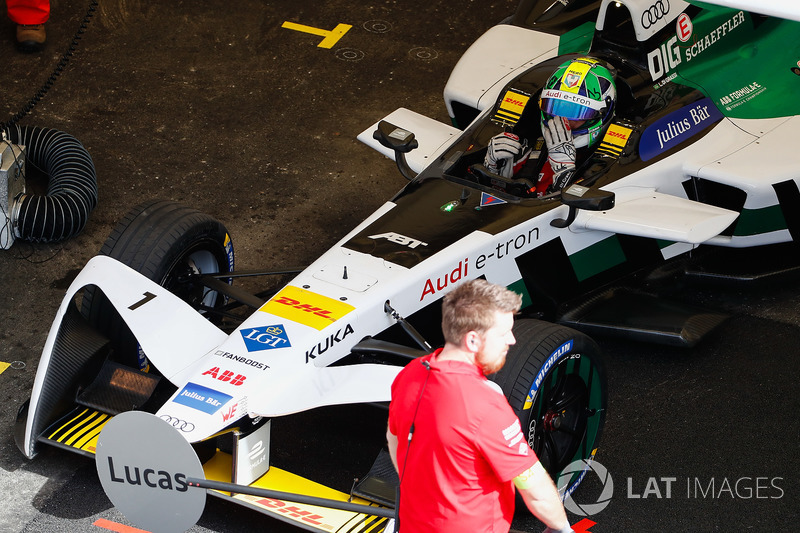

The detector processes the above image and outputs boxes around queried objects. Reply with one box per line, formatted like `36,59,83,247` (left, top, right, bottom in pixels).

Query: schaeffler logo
557,459,614,516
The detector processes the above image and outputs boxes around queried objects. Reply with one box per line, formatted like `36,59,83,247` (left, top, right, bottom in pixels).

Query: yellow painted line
0,362,9,375
281,21,351,49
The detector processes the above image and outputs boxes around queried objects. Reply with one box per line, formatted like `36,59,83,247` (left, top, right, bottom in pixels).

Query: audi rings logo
557,459,614,516
160,415,196,433
641,0,670,29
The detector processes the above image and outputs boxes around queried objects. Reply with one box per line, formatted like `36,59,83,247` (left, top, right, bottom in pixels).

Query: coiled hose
3,125,98,242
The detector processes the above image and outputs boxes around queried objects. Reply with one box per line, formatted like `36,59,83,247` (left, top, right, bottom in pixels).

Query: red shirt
388,349,538,532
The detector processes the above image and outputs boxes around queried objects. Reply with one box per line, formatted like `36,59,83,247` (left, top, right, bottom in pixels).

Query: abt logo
202,367,246,386
369,232,428,249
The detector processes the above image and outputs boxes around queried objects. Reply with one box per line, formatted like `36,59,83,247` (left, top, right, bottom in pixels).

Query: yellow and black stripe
492,89,531,126
596,123,633,157
42,407,111,457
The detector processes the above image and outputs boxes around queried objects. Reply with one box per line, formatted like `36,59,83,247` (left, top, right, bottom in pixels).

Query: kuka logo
202,367,247,386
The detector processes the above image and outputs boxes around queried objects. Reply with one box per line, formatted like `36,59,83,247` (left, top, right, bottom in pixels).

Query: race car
15,0,800,531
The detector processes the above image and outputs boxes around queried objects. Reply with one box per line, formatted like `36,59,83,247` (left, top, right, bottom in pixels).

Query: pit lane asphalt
0,1,797,532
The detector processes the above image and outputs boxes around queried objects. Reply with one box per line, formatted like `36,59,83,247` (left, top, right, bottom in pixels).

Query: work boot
16,24,46,53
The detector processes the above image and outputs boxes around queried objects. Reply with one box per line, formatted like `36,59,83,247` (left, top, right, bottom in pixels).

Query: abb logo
275,296,335,322
202,367,246,386
253,498,329,527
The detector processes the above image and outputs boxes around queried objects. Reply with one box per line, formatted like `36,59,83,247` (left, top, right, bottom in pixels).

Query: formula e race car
15,0,800,531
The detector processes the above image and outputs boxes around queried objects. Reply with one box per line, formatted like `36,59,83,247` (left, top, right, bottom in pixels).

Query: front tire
81,200,235,370
492,319,607,496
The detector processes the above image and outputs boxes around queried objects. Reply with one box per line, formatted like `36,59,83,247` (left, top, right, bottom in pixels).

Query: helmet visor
540,89,605,121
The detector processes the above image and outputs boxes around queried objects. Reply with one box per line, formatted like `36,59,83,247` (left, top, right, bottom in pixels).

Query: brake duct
1,124,97,248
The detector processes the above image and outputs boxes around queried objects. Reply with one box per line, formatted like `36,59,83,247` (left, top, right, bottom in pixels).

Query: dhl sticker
597,123,633,156
493,89,530,125
237,494,389,532
260,286,354,331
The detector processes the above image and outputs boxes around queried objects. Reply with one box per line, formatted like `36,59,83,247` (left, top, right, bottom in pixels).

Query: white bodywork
23,0,800,462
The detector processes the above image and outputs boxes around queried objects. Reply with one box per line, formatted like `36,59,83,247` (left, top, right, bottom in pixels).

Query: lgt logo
202,367,246,386
241,324,291,352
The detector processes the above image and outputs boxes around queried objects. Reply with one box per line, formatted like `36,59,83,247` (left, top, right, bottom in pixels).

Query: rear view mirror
551,184,615,228
373,121,419,181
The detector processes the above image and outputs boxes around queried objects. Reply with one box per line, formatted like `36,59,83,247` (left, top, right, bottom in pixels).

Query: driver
484,57,617,196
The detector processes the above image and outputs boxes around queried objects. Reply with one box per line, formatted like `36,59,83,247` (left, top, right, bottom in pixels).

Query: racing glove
543,116,577,193
484,132,530,178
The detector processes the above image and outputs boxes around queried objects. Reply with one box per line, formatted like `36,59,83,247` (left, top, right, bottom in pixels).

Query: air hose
0,0,99,246
3,125,98,243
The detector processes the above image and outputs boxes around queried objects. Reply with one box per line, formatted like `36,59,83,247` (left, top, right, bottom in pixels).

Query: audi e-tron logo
160,415,195,432
641,0,669,29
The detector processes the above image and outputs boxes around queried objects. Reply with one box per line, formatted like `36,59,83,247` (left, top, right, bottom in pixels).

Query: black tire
81,200,234,371
491,319,607,496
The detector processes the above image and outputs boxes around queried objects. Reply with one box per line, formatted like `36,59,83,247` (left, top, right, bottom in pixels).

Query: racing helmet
540,57,616,149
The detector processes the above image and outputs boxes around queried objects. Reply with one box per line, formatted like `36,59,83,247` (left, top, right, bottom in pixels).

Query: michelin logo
524,340,574,408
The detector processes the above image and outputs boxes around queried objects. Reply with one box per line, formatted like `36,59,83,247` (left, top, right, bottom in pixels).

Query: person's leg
7,0,50,53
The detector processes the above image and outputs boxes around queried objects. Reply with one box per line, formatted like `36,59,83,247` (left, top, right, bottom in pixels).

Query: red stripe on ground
93,518,151,533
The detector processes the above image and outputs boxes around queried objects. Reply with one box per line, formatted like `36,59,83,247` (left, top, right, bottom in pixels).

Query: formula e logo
241,324,291,352
641,0,669,29
368,232,428,249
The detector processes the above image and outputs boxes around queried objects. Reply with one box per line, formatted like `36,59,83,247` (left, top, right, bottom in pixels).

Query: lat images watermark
556,460,785,517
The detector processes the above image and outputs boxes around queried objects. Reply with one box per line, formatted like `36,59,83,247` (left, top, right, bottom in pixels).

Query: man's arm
514,461,573,532
386,424,400,473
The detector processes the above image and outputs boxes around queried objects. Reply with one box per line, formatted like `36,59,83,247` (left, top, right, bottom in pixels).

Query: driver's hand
485,132,530,178
543,116,577,193
543,116,576,175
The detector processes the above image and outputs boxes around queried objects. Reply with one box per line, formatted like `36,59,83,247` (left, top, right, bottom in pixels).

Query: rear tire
491,319,607,496
81,200,234,370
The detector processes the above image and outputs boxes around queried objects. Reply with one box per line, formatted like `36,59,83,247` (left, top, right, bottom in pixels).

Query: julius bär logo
172,382,232,415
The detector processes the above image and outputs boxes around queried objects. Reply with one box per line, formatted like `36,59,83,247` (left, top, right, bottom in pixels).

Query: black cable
1,0,99,130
